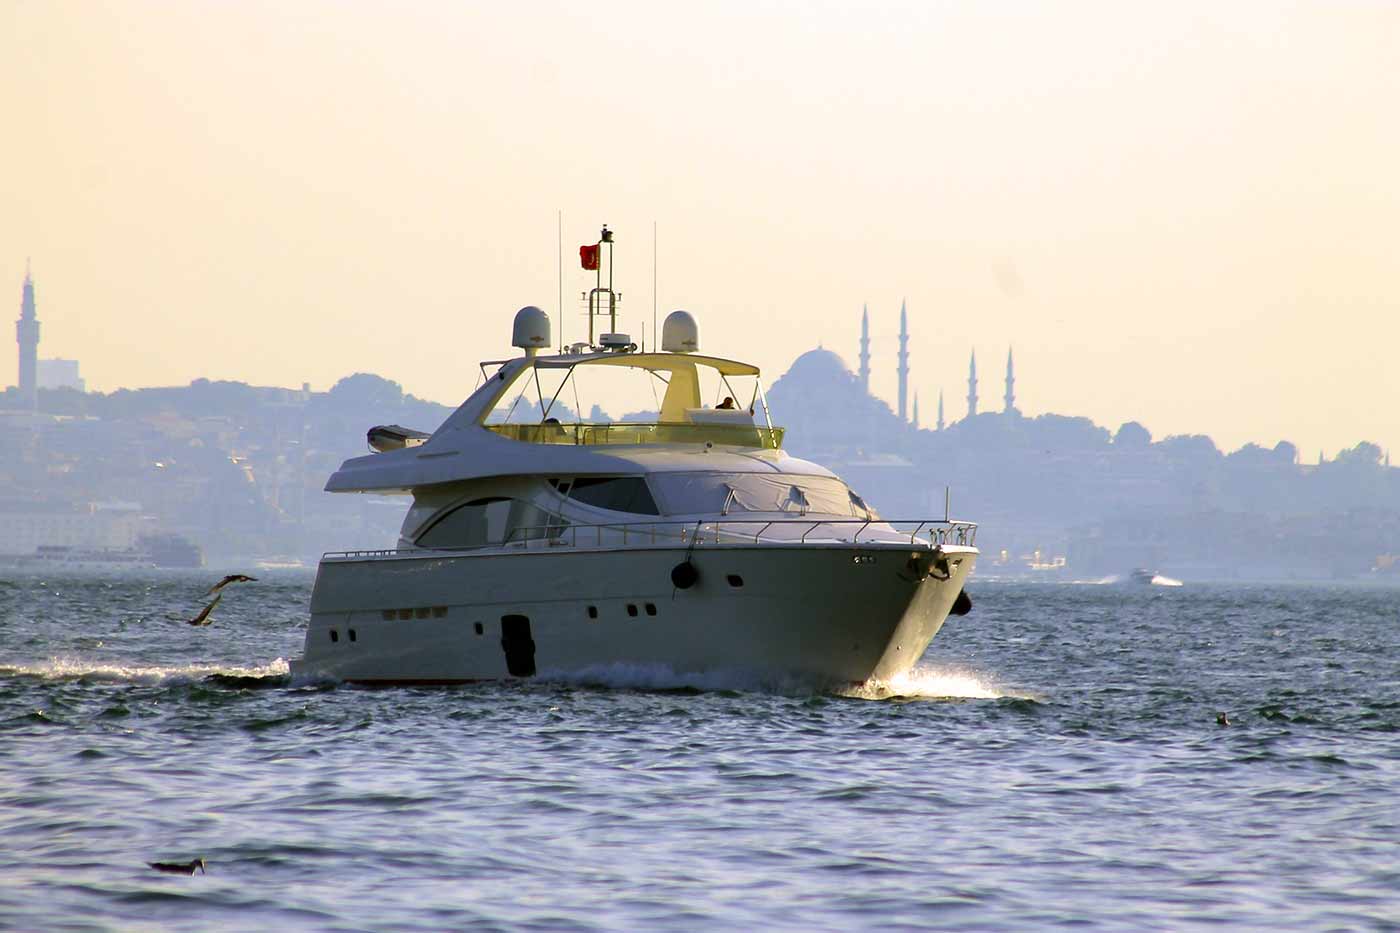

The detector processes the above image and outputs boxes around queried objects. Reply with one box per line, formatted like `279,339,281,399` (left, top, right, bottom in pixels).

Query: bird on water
148,859,206,875
205,574,258,596
1216,712,1231,727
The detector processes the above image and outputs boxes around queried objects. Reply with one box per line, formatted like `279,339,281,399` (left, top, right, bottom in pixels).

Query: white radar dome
661,310,699,353
512,306,551,353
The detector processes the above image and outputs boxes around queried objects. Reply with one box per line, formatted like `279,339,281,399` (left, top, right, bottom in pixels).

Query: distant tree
1157,434,1221,462
1028,414,1111,451
1335,441,1383,467
1114,421,1152,448
1272,440,1298,465
35,387,91,416
326,373,404,409
180,378,263,416
1227,442,1273,465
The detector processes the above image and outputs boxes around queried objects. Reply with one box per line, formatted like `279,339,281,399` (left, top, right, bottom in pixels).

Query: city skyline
3,2,1397,459
9,269,1389,462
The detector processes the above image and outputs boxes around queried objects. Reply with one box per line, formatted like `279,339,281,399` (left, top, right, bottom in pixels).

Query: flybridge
469,224,779,448
360,223,784,460
480,341,782,450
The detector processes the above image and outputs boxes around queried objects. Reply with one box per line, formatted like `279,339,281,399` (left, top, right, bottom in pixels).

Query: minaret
937,390,945,431
897,300,909,422
858,304,870,393
1003,347,1016,414
912,392,920,429
966,350,978,418
16,262,39,409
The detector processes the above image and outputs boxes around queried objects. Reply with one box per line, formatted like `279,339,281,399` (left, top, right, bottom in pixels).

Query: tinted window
417,498,510,548
568,477,660,515
650,473,860,516
418,497,565,547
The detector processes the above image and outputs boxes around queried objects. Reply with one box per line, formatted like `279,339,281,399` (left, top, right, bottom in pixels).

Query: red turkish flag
579,244,600,271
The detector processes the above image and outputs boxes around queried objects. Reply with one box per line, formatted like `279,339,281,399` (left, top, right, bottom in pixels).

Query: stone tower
966,350,978,419
897,300,909,422
858,304,870,393
1004,347,1016,414
16,263,39,408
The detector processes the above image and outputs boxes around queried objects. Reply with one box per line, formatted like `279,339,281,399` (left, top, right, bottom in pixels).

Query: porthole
348,629,357,643
644,603,657,616
727,574,744,588
474,622,484,635
329,629,339,643
627,604,638,617
587,606,598,619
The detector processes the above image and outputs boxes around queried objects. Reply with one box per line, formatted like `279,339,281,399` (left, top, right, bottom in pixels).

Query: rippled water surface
2,571,1398,931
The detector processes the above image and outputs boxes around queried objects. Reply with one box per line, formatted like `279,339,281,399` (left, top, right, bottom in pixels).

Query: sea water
1,571,1397,931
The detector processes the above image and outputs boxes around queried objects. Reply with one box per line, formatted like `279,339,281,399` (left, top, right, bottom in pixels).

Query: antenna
556,210,563,353
652,220,658,357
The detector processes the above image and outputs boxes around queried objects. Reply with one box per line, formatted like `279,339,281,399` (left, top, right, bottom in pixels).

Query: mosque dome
782,347,853,383
767,346,903,450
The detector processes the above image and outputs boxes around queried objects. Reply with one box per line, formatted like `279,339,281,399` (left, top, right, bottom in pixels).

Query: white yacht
292,236,977,687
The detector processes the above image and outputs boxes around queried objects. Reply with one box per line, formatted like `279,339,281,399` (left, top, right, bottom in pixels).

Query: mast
585,225,622,344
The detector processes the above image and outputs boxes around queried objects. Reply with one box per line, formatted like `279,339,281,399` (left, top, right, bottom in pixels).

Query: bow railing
323,518,977,561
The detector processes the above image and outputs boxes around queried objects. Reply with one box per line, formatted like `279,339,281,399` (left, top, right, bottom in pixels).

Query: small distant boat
1130,568,1183,587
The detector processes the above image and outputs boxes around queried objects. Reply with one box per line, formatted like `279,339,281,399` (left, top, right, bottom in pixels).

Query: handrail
322,518,978,560
484,421,785,450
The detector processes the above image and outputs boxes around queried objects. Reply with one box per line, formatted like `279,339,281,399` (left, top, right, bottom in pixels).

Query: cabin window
566,477,660,515
417,496,566,548
417,497,511,548
651,473,865,517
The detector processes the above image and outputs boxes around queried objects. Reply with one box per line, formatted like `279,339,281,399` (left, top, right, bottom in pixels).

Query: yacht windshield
483,354,769,428
651,472,877,518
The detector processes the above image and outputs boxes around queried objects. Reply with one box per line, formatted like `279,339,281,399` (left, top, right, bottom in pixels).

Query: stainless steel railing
323,518,977,561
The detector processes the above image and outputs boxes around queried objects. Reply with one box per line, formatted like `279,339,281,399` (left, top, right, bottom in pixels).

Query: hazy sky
3,1,1397,458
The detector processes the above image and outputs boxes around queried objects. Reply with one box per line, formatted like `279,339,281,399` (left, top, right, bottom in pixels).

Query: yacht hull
290,544,977,687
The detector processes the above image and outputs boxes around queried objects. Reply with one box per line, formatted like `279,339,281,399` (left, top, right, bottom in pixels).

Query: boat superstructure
291,229,977,686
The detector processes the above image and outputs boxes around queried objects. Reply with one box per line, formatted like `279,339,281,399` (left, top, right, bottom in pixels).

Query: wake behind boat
290,229,978,687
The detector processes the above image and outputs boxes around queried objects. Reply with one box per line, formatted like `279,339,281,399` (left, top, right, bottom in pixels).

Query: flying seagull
148,859,206,875
205,574,258,596
184,594,221,626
